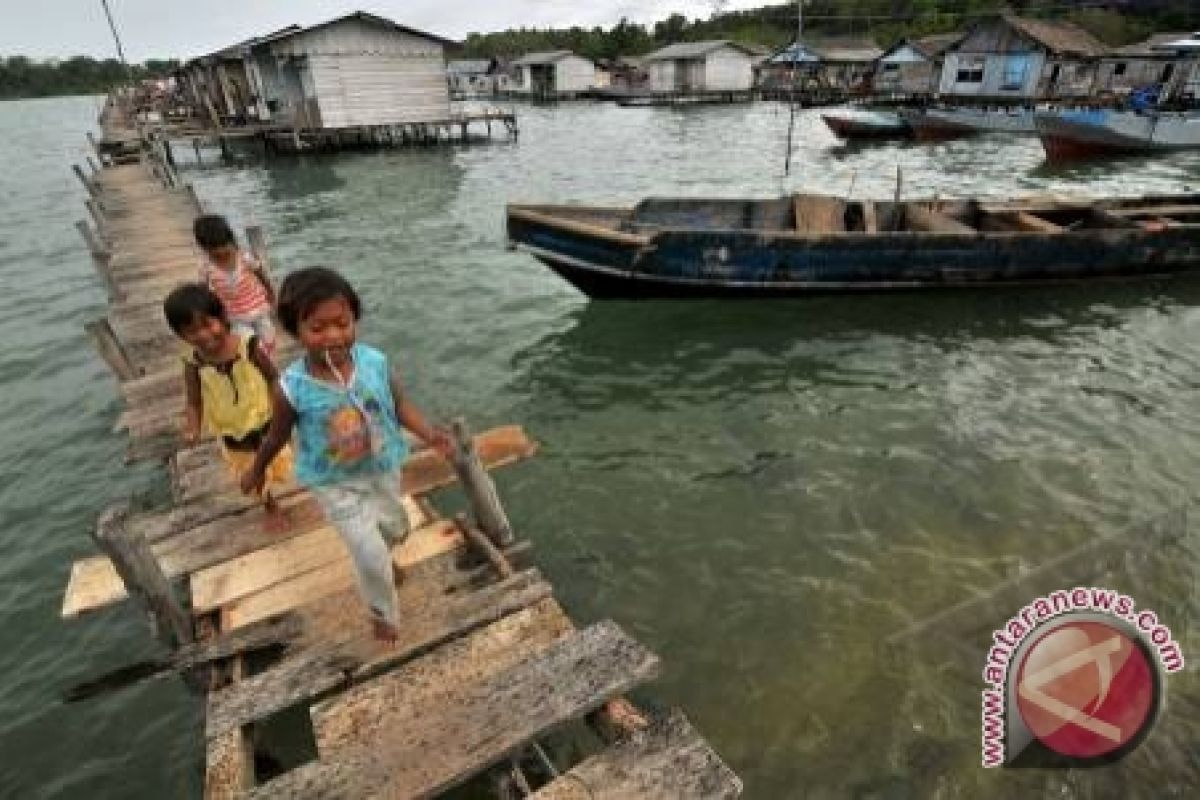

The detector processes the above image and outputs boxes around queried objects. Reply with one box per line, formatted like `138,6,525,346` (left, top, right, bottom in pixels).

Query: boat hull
821,111,909,139
509,202,1200,299
1035,110,1200,160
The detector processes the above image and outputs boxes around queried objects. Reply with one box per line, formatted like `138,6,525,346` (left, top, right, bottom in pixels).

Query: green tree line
0,56,179,100
462,1,1200,60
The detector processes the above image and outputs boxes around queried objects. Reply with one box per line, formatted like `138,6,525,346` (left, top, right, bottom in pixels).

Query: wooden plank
531,710,742,799
170,424,536,503
256,620,660,799
904,205,977,235
190,496,429,614
63,427,536,619
222,518,464,630
205,569,552,739
1012,211,1064,234
861,200,878,234
792,194,845,234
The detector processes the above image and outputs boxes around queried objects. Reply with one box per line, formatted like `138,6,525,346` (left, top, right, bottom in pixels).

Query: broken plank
311,597,574,756
222,518,464,630
531,709,742,799
255,620,660,799
190,497,430,614
206,569,552,739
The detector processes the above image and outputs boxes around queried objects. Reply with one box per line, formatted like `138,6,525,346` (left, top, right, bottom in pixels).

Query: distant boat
1035,108,1200,160
822,109,910,139
899,107,1036,140
507,193,1200,298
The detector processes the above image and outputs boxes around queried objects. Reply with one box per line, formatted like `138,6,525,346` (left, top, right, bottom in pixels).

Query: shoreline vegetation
0,56,177,100
3,1,1198,99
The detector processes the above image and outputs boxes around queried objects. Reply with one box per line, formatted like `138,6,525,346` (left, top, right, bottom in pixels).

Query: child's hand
428,426,455,461
181,419,201,446
240,468,266,497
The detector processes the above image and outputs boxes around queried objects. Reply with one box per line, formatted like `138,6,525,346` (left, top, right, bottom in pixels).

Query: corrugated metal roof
512,50,579,66
644,40,759,61
912,33,964,58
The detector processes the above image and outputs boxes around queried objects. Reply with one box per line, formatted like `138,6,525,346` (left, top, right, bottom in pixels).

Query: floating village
43,2,1200,798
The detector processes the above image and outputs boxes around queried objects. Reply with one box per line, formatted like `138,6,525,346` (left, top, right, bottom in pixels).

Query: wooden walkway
62,95,741,798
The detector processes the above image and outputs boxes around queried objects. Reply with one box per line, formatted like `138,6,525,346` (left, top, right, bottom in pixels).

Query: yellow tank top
183,336,272,440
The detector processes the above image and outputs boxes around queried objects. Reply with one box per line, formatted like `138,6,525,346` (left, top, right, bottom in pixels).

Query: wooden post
84,319,138,380
84,201,107,239
86,130,100,154
75,219,109,260
93,504,194,647
186,182,204,213
73,164,98,198
449,418,515,547
86,156,101,175
245,225,271,278
193,137,203,164
452,514,514,579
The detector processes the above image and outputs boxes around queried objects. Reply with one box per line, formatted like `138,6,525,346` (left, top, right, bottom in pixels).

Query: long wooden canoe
506,193,1200,298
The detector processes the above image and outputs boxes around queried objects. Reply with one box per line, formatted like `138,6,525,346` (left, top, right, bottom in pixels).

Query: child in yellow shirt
164,283,293,531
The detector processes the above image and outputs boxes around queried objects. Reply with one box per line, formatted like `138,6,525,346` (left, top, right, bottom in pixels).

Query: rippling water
3,96,1199,797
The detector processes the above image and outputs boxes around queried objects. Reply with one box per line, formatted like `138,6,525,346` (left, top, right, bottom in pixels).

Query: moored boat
507,193,1200,298
1035,108,1200,160
821,108,911,139
899,107,1036,140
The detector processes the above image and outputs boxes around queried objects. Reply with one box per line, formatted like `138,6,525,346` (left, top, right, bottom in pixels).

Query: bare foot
262,506,292,534
370,616,399,645
600,698,649,732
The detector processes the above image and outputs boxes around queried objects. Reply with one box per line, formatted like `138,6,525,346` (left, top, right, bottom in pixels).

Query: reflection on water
3,97,1200,797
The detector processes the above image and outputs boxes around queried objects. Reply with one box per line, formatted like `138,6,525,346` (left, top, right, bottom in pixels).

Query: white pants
311,472,411,625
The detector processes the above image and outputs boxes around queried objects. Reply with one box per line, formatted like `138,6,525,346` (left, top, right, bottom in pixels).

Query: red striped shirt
199,251,271,320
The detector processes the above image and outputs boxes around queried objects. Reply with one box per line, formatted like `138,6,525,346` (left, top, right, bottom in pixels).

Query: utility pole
797,0,804,44
100,0,130,68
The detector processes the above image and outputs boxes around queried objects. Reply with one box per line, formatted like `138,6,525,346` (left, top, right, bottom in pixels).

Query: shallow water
2,96,1198,796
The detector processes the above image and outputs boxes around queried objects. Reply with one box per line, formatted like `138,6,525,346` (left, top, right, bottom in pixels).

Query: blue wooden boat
506,194,1200,298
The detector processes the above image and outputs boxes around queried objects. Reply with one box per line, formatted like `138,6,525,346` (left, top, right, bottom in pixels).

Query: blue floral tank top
279,343,409,486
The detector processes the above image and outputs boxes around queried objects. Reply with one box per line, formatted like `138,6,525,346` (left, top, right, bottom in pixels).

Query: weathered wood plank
793,195,845,234
222,518,464,630
255,621,660,799
206,569,552,740
189,499,429,614
531,710,742,799
63,427,536,619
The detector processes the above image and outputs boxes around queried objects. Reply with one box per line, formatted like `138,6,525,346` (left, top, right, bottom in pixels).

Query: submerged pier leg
93,504,194,647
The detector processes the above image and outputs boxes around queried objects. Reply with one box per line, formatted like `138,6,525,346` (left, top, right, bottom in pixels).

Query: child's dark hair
163,283,228,335
193,214,237,251
276,267,362,336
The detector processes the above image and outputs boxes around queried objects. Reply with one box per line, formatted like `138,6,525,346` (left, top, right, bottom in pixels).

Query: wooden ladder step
250,619,660,799
206,568,553,740
530,709,742,799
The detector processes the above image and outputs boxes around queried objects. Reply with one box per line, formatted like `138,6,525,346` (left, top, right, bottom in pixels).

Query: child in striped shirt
194,214,278,357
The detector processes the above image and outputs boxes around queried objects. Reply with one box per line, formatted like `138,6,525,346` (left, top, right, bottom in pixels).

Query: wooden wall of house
939,51,1047,98
308,53,449,126
704,48,754,91
875,61,937,94
648,60,676,92
1096,57,1185,94
260,18,450,128
553,56,596,92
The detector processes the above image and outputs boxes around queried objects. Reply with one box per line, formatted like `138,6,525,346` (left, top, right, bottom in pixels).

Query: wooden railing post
186,183,204,213
73,164,99,198
92,504,194,647
75,219,109,260
449,418,515,547
84,319,138,381
85,199,107,239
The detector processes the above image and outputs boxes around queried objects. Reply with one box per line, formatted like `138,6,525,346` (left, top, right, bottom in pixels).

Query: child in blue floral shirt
241,267,452,642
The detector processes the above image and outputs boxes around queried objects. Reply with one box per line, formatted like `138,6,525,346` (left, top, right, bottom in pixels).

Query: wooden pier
63,98,740,798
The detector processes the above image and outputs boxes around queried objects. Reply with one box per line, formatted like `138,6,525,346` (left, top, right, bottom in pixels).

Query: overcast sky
5,1,778,61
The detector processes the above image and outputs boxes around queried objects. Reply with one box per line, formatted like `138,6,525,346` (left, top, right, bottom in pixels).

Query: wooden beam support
450,418,515,547
91,504,193,647
84,319,138,381
73,163,99,198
